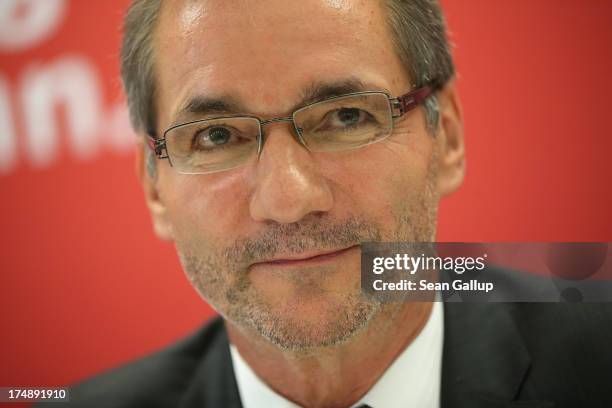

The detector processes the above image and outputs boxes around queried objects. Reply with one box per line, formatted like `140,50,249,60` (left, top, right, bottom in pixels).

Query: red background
0,0,611,399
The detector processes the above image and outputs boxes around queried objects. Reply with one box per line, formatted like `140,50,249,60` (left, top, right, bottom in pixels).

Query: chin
229,290,382,353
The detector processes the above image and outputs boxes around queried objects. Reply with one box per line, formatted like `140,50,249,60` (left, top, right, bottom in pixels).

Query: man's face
148,0,451,350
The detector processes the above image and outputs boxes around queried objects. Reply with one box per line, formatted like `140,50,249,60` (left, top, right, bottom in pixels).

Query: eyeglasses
147,86,432,175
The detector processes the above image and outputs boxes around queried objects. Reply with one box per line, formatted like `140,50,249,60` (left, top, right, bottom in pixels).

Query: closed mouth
253,245,359,267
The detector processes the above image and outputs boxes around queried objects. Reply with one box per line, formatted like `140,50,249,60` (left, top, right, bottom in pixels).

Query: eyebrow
298,78,372,107
171,77,385,125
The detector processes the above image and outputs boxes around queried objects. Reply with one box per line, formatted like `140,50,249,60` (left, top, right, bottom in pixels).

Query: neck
226,301,433,408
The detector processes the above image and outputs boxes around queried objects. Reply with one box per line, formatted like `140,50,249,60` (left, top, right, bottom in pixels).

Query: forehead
154,0,410,125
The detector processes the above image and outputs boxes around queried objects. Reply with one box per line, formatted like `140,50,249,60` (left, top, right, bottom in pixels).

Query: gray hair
121,0,454,137
121,0,161,136
384,0,455,129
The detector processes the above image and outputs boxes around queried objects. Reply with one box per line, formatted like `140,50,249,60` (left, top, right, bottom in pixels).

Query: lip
252,245,359,267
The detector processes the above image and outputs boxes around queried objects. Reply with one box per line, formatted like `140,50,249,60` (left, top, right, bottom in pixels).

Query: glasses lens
294,93,393,152
164,117,260,174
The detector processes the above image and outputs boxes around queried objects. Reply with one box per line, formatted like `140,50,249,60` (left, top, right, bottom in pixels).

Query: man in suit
52,0,612,406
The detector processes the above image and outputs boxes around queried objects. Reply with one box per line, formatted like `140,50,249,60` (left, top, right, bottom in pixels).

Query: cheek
323,130,435,228
160,169,253,244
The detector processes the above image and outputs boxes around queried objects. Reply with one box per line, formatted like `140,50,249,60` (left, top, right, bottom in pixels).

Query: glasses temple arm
392,86,433,117
146,132,168,159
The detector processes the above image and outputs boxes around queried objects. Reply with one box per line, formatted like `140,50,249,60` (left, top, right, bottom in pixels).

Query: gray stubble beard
176,150,440,352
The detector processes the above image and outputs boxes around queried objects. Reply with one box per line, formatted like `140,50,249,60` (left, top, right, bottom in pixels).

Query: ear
434,80,465,196
135,140,174,241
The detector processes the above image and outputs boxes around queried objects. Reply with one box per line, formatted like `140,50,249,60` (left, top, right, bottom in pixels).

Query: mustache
221,217,383,267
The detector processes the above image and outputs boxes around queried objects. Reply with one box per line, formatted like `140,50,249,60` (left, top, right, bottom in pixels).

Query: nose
249,125,334,224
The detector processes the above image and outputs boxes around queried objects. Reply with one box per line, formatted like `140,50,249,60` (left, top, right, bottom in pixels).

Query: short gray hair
384,0,455,129
121,0,161,135
120,0,454,136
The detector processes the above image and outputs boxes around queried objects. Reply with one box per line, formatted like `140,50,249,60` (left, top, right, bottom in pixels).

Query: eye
192,126,236,150
335,108,364,126
207,127,231,145
324,107,373,130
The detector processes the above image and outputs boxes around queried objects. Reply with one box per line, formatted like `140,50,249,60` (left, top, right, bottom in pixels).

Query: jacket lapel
176,303,554,407
178,318,243,408
440,302,553,408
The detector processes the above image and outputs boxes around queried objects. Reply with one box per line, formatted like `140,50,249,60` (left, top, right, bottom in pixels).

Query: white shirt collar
230,300,444,408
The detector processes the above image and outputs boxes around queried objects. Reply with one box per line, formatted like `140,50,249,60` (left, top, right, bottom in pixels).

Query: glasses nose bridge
260,116,293,126
258,115,306,151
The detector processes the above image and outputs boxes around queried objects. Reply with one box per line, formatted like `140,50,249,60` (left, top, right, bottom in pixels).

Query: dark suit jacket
44,303,612,407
